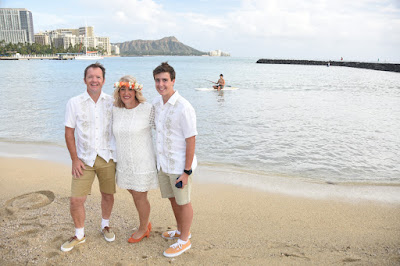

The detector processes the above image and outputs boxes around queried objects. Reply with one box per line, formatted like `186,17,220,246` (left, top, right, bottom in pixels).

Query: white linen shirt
152,91,197,174
64,91,116,167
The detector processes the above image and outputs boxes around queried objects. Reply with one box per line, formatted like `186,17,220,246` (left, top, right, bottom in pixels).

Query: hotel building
40,26,111,55
0,8,34,44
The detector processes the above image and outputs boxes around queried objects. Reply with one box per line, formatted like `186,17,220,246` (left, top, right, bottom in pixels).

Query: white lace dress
112,102,158,191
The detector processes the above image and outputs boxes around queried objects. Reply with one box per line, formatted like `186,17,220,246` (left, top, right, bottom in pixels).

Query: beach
1,156,399,265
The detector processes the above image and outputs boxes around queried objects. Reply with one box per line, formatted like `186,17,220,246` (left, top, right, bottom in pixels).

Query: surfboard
195,87,239,91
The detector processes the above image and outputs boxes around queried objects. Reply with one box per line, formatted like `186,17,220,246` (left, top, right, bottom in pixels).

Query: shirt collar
84,90,106,102
165,90,180,106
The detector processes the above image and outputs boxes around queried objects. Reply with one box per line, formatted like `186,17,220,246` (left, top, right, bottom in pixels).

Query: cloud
32,12,83,32
79,0,179,41
180,13,226,29
8,0,399,59
214,0,400,58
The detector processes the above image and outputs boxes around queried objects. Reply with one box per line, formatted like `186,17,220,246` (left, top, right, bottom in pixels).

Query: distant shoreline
257,59,400,73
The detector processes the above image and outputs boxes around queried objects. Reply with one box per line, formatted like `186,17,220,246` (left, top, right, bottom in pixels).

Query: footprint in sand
14,228,41,237
46,251,60,259
5,190,55,214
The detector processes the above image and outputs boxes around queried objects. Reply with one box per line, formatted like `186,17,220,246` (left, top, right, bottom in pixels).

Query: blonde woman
112,75,158,243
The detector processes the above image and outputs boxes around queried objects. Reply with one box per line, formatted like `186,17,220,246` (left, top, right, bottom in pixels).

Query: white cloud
8,0,400,59
80,0,179,41
180,13,226,29
214,0,400,59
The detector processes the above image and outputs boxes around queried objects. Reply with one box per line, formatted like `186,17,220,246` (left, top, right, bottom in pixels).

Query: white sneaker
162,230,191,240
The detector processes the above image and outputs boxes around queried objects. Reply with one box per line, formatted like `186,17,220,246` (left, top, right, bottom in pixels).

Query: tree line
0,40,104,55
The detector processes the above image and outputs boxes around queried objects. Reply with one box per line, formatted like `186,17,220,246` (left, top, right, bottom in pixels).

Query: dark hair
220,74,223,77
153,62,175,81
84,62,106,79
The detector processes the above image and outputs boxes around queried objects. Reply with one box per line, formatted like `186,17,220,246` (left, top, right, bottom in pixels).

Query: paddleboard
195,87,239,91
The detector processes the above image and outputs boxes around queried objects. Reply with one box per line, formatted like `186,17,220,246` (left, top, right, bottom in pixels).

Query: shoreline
0,156,399,265
1,141,400,204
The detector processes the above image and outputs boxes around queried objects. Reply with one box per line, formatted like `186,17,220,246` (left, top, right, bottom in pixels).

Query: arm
176,136,196,188
65,126,86,178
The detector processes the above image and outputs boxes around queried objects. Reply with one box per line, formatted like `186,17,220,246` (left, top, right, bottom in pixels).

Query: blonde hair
113,75,146,107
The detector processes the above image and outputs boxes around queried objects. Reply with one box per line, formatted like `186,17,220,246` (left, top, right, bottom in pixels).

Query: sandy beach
1,157,399,265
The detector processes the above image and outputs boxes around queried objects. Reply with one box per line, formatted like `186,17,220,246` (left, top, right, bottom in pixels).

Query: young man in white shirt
152,62,197,258
61,63,117,252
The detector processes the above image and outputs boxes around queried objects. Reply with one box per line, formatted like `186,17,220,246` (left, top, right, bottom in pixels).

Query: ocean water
0,56,399,185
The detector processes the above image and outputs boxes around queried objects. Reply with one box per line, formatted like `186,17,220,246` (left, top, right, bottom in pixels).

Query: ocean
1,56,399,185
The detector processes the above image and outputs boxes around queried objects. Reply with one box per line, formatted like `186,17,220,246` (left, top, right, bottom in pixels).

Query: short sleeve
181,105,197,139
64,98,76,128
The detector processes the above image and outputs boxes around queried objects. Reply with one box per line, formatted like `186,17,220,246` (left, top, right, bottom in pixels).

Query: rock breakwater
256,59,400,73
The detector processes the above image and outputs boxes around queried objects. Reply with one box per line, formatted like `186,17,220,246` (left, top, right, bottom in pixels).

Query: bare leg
169,197,193,241
70,196,87,228
101,192,114,220
129,190,150,238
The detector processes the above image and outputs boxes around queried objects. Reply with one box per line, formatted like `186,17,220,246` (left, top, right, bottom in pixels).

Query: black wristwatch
184,169,192,175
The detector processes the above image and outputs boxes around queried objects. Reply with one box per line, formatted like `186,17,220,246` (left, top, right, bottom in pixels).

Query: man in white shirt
152,62,197,258
61,63,117,252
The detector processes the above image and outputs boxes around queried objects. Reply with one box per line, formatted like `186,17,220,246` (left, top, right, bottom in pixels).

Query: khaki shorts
158,169,192,205
71,156,116,197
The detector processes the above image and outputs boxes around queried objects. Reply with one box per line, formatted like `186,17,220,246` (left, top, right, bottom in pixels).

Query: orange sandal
128,222,152,243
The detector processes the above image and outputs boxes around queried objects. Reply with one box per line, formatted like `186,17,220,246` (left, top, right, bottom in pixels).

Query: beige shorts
71,156,116,197
158,169,192,205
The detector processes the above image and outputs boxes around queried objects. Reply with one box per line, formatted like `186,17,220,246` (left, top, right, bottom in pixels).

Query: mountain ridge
113,36,206,56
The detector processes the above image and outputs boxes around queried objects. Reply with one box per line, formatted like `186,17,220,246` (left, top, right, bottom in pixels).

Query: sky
2,0,400,61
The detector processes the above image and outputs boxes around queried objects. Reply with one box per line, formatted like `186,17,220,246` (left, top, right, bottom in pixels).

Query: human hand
175,174,189,189
72,158,86,178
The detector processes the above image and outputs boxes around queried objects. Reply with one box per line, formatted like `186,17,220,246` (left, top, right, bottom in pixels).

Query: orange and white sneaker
162,230,191,240
163,239,191,257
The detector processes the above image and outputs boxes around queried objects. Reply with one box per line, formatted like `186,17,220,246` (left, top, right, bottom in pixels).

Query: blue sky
2,0,400,61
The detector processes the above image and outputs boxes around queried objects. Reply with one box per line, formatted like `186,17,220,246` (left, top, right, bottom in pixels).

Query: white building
96,36,111,55
39,26,111,55
209,49,230,57
0,8,34,44
34,32,50,46
111,44,120,55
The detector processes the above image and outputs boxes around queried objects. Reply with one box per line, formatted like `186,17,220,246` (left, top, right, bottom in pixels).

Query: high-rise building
79,26,94,38
0,8,34,44
96,36,111,55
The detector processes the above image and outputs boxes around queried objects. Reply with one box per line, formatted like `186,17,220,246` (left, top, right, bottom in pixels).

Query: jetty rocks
256,59,400,73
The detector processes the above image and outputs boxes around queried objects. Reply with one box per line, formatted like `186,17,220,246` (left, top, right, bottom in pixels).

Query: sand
0,157,399,265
